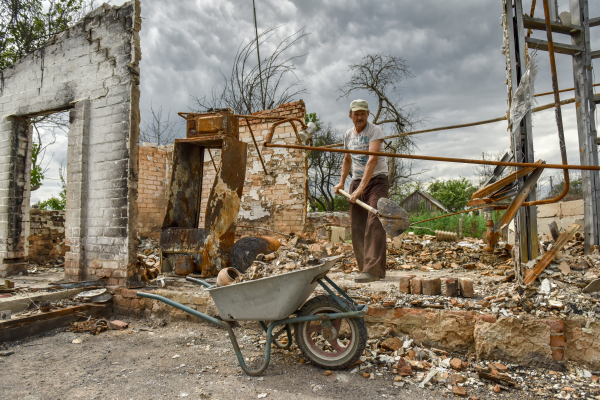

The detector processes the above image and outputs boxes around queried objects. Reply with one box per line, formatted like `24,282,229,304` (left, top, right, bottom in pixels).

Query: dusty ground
1,316,545,400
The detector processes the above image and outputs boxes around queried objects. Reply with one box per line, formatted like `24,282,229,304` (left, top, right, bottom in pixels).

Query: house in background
401,190,449,214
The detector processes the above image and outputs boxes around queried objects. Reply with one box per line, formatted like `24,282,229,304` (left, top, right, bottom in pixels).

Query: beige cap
350,99,369,112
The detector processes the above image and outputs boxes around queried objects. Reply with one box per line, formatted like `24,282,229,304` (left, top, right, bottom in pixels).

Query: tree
192,26,309,114
29,112,68,191
306,113,347,212
140,103,178,146
0,0,93,70
427,177,477,212
542,171,583,201
37,164,66,210
337,53,423,194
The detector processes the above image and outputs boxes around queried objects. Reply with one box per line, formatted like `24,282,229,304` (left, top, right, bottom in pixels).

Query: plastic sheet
509,55,538,134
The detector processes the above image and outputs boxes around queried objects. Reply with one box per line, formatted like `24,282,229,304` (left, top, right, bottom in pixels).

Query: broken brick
410,277,422,295
397,357,413,376
381,337,402,351
450,358,463,370
109,320,129,330
398,275,416,294
458,278,474,298
444,277,458,297
421,278,441,295
452,386,467,397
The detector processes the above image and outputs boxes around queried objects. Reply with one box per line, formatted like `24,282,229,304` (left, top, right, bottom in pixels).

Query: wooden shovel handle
338,189,378,215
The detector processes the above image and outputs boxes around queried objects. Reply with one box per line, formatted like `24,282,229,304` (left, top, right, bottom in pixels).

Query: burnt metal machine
160,109,247,277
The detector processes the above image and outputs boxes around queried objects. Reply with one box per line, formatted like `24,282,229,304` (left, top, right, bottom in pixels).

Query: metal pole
570,0,600,254
252,0,265,110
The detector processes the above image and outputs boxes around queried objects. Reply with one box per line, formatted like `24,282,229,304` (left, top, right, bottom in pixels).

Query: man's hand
333,181,345,195
349,186,364,203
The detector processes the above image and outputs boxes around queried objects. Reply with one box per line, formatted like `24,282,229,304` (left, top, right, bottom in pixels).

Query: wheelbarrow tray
207,256,341,321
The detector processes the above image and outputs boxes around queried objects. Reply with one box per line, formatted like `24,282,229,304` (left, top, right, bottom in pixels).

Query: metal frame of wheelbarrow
137,275,367,376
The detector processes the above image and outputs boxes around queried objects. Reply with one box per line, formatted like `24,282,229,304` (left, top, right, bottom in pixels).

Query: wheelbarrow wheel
295,295,367,370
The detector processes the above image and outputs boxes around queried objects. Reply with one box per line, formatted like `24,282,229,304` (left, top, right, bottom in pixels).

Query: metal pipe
263,142,600,171
136,292,228,328
538,0,570,204
252,0,265,110
207,148,218,172
234,114,288,120
534,82,600,97
263,118,306,146
244,117,268,175
185,277,214,288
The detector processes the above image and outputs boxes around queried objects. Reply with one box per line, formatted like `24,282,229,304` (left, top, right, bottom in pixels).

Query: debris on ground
69,312,109,335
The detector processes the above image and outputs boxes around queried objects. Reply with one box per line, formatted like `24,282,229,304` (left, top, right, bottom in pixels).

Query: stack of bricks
398,275,474,297
198,101,308,235
137,143,173,239
28,209,66,265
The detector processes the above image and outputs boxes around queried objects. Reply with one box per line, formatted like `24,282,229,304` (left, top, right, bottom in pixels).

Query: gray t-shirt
344,122,388,179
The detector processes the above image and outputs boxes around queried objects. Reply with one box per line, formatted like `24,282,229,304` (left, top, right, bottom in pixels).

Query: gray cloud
34,0,600,202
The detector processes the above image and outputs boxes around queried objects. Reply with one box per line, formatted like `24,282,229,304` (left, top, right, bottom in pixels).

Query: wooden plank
469,163,540,202
522,15,582,34
525,37,584,55
589,16,600,27
523,223,580,285
0,304,111,343
0,304,102,330
591,50,600,59
0,288,91,313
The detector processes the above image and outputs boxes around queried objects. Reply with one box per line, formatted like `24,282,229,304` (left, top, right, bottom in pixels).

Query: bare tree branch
338,52,423,190
191,26,309,114
140,103,179,146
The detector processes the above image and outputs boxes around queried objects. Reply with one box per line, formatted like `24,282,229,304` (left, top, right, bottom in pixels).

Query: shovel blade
377,198,410,237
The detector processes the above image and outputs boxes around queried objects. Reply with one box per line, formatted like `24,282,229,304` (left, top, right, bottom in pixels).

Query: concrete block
458,278,474,298
444,278,459,297
561,200,584,217
398,275,416,294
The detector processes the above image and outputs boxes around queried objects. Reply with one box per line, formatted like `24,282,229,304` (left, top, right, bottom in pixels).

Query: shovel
338,189,410,237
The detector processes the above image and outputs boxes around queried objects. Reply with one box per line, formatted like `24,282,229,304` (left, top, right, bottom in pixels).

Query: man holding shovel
334,99,389,283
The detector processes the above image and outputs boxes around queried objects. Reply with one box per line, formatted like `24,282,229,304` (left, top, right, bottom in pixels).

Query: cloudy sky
32,0,600,202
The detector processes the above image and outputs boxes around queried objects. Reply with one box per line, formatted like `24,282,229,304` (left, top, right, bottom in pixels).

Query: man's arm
334,153,352,194
349,139,383,203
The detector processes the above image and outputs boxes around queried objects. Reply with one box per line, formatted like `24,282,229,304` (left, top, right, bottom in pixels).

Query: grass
407,210,504,239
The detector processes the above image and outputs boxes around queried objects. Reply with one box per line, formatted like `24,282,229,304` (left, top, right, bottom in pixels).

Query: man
334,99,389,283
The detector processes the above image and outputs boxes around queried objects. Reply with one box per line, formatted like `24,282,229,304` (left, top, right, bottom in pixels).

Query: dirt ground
0,315,546,400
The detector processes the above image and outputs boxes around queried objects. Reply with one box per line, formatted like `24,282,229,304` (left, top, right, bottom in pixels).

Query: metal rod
527,0,537,37
136,292,228,328
534,82,600,97
185,277,213,288
207,148,218,172
320,96,580,148
263,142,600,171
244,117,268,175
252,0,265,110
542,0,571,200
234,114,287,120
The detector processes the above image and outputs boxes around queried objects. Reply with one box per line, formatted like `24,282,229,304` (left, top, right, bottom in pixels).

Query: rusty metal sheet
183,109,239,140
162,142,204,229
201,137,248,276
160,228,207,253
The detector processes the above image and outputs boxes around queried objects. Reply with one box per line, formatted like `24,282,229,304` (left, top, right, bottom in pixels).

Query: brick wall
137,144,173,239
198,102,308,235
537,200,584,239
0,1,141,282
28,209,66,265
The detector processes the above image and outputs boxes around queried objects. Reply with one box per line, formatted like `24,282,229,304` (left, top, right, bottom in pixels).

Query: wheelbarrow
136,256,368,376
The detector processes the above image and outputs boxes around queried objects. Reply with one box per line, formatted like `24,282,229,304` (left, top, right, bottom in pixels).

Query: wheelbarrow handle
338,189,378,215
186,276,213,288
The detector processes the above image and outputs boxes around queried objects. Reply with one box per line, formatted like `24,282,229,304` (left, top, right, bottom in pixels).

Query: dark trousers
350,175,389,278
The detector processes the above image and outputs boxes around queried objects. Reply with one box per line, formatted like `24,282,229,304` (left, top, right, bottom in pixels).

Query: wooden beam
522,15,582,34
468,163,540,203
589,16,600,27
591,50,600,59
0,304,106,330
525,37,584,55
523,223,580,285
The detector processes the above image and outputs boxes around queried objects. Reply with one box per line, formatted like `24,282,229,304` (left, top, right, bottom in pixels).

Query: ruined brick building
0,1,308,282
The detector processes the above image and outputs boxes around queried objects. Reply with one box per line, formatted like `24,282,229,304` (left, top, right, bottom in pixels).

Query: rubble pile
237,235,351,282
137,238,161,282
27,256,65,274
387,233,513,276
340,334,600,398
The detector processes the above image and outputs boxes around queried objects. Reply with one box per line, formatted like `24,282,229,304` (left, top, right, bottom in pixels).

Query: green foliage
305,112,323,131
310,195,350,212
1,0,85,70
30,142,44,191
37,195,64,210
35,165,66,210
427,177,477,212
409,210,504,239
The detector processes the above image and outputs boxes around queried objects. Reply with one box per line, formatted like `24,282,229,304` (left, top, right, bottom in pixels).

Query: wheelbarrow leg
225,323,274,376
